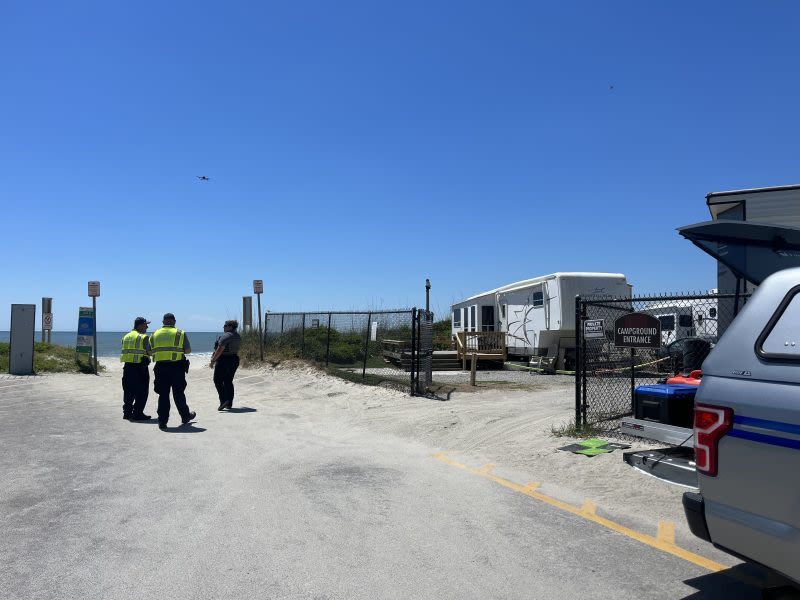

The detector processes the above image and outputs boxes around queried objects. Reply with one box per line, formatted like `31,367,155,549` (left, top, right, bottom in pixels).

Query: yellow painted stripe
657,521,676,545
432,452,728,573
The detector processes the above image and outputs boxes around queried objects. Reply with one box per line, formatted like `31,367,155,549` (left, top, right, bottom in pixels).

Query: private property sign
613,313,661,349
583,319,605,339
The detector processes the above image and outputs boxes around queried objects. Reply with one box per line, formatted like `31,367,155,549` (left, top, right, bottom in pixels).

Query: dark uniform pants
122,362,150,417
154,361,190,425
213,355,240,407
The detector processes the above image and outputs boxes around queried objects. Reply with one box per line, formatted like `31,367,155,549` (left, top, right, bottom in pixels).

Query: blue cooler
634,384,697,429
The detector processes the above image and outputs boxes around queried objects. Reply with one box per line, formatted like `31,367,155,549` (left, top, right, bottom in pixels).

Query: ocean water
0,331,222,357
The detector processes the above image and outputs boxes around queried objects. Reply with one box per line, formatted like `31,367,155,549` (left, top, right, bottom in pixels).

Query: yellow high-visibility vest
120,331,148,364
151,327,185,362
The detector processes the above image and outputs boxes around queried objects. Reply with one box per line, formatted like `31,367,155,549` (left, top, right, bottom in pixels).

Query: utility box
9,304,36,375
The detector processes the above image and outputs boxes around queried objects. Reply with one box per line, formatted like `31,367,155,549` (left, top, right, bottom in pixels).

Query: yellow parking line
657,521,676,545
432,452,728,573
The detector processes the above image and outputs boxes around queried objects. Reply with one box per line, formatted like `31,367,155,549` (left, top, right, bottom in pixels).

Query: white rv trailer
451,273,631,369
641,292,719,346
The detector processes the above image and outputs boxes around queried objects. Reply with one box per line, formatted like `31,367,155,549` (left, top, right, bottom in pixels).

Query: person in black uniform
151,313,195,430
120,317,152,421
210,319,241,410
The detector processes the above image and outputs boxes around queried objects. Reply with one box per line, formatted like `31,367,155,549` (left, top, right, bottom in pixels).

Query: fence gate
411,308,434,395
575,292,749,432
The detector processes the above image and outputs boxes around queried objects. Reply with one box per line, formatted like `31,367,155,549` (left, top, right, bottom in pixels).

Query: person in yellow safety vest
151,312,196,431
120,317,153,421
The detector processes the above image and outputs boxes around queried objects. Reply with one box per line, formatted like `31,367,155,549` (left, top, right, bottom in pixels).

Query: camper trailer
451,273,631,369
642,293,719,346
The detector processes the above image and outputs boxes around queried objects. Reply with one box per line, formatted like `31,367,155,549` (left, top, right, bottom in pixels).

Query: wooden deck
381,341,463,371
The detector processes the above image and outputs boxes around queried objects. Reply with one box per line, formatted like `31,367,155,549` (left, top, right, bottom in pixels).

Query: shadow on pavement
681,562,798,599
223,407,257,413
163,424,207,433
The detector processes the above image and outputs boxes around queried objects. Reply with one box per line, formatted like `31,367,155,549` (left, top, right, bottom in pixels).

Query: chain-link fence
575,292,750,432
264,309,434,395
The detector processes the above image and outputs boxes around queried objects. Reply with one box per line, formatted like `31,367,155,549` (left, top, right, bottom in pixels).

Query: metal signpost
42,297,53,343
88,281,100,374
253,280,264,361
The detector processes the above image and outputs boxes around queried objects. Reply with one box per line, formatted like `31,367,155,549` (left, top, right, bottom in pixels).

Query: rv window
757,286,800,361
501,304,506,319
658,315,675,331
532,291,544,307
678,314,693,328
453,309,461,328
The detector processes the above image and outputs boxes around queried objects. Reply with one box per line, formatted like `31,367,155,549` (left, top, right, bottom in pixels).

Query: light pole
425,278,430,313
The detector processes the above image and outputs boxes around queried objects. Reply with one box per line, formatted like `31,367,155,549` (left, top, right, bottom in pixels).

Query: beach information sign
77,307,95,353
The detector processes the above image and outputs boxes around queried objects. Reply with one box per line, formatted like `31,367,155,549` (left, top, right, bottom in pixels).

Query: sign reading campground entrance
613,313,661,349
583,319,605,339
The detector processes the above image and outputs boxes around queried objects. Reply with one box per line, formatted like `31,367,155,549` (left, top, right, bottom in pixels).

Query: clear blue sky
3,1,800,330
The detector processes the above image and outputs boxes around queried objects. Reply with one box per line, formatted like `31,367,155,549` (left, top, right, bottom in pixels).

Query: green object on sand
558,438,630,456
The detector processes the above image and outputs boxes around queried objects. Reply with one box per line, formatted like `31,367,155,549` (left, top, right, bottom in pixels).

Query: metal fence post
410,308,417,396
416,309,423,392
362,312,372,380
301,314,306,358
325,312,332,367
630,347,636,415
574,295,582,429
581,302,587,427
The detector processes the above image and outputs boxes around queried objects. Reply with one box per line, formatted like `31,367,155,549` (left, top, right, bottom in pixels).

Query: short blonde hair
224,319,239,329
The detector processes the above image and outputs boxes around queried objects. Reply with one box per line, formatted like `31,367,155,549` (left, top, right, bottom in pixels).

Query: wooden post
470,351,477,386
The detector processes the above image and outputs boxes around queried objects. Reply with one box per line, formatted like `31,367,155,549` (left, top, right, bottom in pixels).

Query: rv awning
677,220,800,285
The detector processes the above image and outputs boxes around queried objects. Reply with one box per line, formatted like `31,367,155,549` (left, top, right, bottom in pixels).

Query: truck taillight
694,403,733,477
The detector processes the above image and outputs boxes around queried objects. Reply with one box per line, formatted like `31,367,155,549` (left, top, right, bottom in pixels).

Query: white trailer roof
454,272,627,304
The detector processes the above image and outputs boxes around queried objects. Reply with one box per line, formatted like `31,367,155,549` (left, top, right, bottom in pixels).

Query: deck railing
456,331,507,362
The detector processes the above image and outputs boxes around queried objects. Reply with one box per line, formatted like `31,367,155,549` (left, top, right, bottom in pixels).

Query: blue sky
3,1,800,330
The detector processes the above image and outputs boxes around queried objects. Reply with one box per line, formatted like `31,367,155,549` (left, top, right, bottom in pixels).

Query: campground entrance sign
613,313,661,349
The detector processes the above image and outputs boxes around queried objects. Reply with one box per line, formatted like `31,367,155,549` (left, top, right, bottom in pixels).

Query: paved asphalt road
0,371,768,599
